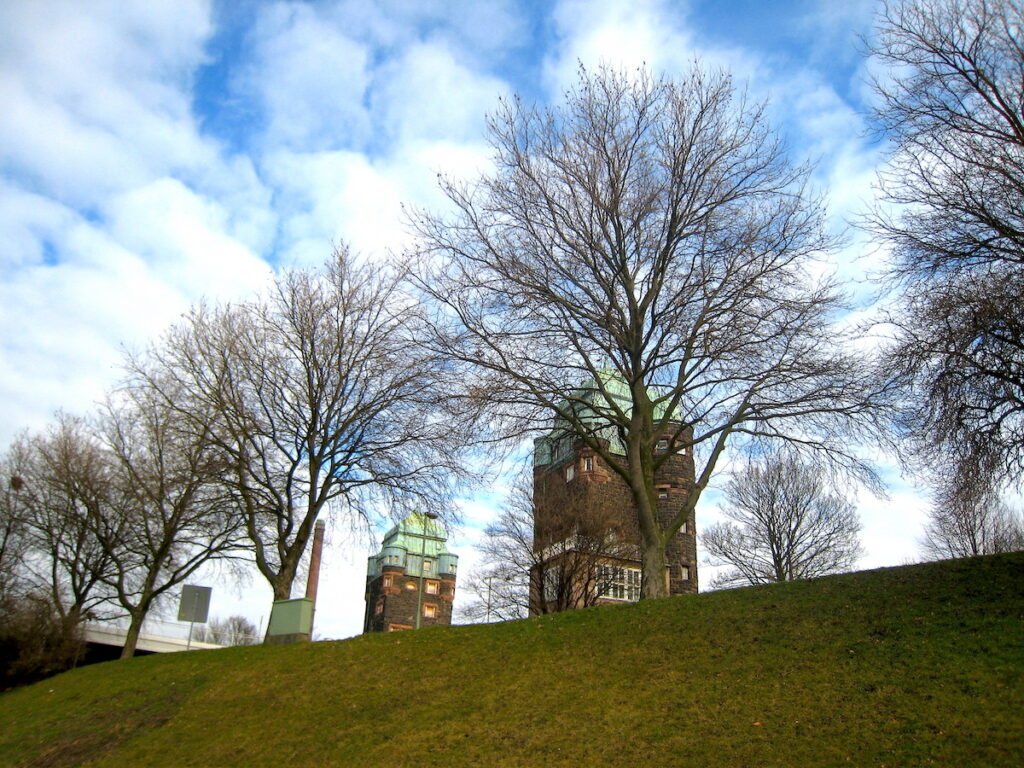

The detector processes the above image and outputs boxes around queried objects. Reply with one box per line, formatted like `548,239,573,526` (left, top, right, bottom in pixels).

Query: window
658,491,668,499
386,554,401,565
680,521,687,534
404,581,416,591
375,599,384,615
542,568,561,603
422,559,433,573
582,456,594,472
388,623,411,632
656,439,669,452
596,565,641,602
382,574,393,588
565,463,575,482
681,566,690,581
423,603,438,619
425,580,439,595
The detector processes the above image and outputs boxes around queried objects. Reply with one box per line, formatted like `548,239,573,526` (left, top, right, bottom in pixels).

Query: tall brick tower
531,372,697,613
363,512,458,633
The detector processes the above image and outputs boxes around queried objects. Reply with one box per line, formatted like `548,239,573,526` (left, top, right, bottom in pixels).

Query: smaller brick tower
363,512,458,633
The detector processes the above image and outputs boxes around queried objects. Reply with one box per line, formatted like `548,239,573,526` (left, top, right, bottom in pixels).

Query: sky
0,0,931,641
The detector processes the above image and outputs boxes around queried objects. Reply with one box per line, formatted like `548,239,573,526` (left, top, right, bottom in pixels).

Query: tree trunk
271,576,292,602
60,603,83,636
120,611,145,659
640,535,669,599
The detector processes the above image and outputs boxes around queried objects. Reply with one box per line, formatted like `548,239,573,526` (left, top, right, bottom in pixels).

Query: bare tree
98,374,244,659
0,591,85,690
457,484,533,622
194,614,259,646
4,416,123,632
703,454,863,588
864,0,1024,500
0,469,30,603
412,65,882,598
138,247,473,623
458,470,630,621
921,487,1024,559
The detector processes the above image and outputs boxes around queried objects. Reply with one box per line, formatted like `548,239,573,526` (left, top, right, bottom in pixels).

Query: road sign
177,585,212,624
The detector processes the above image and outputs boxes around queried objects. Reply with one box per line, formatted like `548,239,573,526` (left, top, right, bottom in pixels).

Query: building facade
363,512,458,633
531,373,697,613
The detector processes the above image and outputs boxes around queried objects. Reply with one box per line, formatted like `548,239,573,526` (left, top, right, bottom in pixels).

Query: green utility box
266,598,313,645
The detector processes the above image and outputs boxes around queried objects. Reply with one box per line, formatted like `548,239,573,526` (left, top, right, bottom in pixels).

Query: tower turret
363,512,458,632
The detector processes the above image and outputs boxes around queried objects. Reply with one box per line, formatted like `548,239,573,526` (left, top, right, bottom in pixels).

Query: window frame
595,564,642,602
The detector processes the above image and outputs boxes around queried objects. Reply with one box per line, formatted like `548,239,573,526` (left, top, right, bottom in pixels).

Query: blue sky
0,0,926,639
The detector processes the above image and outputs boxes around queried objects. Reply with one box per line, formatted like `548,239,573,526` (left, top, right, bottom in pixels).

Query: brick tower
363,512,458,633
531,373,697,613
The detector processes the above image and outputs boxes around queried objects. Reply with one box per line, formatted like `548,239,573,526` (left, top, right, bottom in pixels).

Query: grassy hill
1,553,1022,767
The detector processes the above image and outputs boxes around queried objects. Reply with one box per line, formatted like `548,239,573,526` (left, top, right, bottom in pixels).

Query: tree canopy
413,65,882,597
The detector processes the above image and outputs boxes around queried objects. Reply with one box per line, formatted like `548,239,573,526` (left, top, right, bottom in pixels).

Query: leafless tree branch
412,65,883,598
703,453,863,588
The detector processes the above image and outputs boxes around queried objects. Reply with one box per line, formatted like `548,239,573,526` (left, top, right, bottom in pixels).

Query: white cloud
242,2,372,152
796,0,878,69
0,220,183,440
102,178,273,301
545,0,697,94
372,41,509,147
263,149,407,263
0,185,79,270
0,0,216,205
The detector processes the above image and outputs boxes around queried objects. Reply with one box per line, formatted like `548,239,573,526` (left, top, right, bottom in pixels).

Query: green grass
2,553,1022,767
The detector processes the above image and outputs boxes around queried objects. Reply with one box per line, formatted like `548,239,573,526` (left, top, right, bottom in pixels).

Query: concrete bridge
82,622,222,660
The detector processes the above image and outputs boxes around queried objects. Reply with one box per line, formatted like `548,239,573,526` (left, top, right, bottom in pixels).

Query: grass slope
1,553,1022,767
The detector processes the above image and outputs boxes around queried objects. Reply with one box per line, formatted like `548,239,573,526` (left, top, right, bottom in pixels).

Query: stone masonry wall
363,565,456,633
532,430,698,611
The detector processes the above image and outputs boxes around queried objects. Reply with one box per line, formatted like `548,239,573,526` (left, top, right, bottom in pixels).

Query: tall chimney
305,520,325,606
305,520,326,605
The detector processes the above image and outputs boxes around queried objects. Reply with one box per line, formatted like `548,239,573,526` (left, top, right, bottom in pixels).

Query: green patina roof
384,511,448,548
366,512,458,578
535,369,674,465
